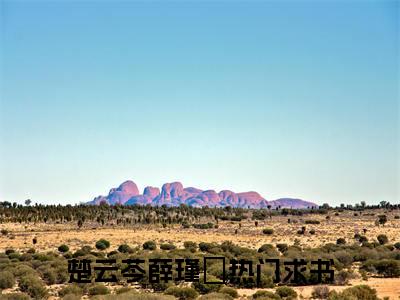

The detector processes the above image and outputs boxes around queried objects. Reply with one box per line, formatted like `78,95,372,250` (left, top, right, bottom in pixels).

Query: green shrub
160,243,176,250
184,241,197,251
0,293,30,300
199,242,220,252
118,244,133,253
219,286,238,298
19,253,32,261
258,244,275,253
143,240,157,250
87,293,174,300
276,243,288,253
59,285,83,297
363,259,400,277
193,275,222,294
7,252,20,260
394,242,400,250
19,274,48,299
5,249,15,255
377,234,389,245
305,220,320,224
164,286,199,300
311,285,330,299
58,244,69,253
275,286,297,300
336,238,346,245
334,285,379,300
62,294,81,300
41,267,57,285
335,270,355,285
198,293,233,300
88,284,110,295
262,228,274,235
0,270,15,289
252,290,280,299
334,250,353,267
95,239,110,250
72,249,86,258
377,215,387,226
193,223,214,229
13,264,37,277
116,287,134,294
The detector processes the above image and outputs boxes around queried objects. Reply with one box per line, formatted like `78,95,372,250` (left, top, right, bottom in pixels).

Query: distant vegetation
0,201,398,229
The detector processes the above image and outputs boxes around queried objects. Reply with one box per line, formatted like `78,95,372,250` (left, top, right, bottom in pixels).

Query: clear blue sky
0,0,398,206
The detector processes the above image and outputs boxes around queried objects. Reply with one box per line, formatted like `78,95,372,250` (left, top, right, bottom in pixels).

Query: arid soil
1,211,399,252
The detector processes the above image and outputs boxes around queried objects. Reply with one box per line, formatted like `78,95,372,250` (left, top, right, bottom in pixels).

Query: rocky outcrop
88,180,318,209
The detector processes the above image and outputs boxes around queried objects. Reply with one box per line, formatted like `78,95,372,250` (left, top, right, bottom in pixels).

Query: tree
377,215,387,226
77,219,84,229
25,199,31,206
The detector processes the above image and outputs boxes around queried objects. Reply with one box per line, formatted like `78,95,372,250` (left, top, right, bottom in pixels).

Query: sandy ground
0,212,398,252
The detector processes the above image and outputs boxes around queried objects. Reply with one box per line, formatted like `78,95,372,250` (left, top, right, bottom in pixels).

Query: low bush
198,293,233,300
160,243,176,250
59,285,83,297
164,286,199,300
193,274,222,294
184,241,197,252
0,293,30,300
143,240,157,250
311,285,330,299
193,223,214,229
62,294,81,300
252,290,280,299
305,220,320,224
336,238,346,245
258,244,274,253
19,274,48,299
40,267,57,285
58,244,69,253
335,270,355,285
362,259,400,277
88,284,110,295
118,244,133,253
199,242,220,253
0,270,15,289
219,286,238,298
377,234,389,245
328,285,379,300
116,287,134,294
95,239,110,250
275,286,297,300
262,228,274,235
276,243,288,253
